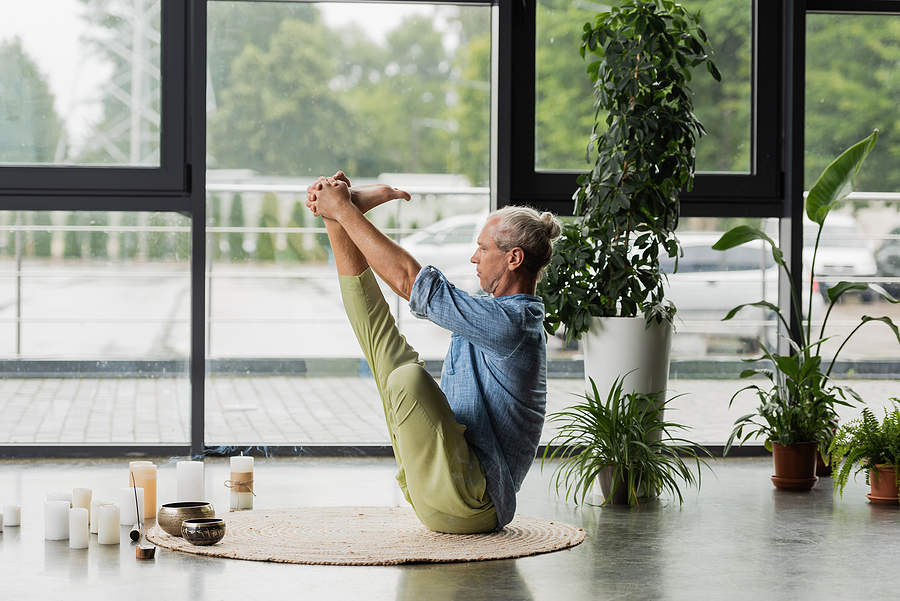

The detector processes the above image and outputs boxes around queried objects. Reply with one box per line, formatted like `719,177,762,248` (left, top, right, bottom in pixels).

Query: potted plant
542,375,713,506
828,404,900,503
538,0,721,398
717,130,900,489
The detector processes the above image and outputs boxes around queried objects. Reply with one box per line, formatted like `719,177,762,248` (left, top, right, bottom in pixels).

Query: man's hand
307,171,410,214
305,175,352,220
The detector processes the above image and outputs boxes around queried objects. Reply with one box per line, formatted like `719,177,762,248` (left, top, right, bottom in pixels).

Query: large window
204,1,493,446
4,0,900,454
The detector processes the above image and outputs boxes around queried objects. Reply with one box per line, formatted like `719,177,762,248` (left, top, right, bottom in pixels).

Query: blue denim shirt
408,266,547,528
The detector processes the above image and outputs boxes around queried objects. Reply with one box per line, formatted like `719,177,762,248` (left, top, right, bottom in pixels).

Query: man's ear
507,247,525,271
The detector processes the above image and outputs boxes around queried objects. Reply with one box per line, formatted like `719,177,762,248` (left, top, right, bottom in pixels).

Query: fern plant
827,404,900,498
542,375,712,506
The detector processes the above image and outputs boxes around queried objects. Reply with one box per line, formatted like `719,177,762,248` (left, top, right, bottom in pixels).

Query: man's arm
308,178,421,300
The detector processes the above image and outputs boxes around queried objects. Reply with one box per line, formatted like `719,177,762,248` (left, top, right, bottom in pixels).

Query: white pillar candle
229,455,254,511
3,504,20,526
177,461,205,502
69,508,89,549
97,505,120,545
0,513,4,532
128,461,158,519
44,501,70,540
90,500,113,534
72,488,92,514
119,488,144,525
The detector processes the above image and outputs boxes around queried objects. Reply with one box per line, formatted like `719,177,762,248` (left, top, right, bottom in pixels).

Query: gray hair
491,206,562,280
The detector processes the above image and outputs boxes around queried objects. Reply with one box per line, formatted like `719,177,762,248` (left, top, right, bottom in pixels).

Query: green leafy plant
539,0,721,345
717,130,900,458
542,376,712,506
828,404,900,498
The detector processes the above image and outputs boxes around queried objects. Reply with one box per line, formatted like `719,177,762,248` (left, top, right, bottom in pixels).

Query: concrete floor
1,455,899,601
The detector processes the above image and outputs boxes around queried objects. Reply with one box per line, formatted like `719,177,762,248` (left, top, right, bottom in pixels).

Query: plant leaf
806,129,878,225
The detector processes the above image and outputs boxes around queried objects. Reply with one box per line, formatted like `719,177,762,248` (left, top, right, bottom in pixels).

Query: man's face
471,217,510,295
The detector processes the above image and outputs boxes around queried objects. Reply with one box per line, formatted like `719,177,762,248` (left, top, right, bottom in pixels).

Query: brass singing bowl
181,518,226,546
157,502,216,537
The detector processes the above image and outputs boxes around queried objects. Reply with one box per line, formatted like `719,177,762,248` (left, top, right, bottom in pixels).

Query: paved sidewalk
3,375,899,448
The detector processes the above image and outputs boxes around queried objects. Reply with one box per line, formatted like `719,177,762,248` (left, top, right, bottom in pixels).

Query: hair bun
541,212,562,239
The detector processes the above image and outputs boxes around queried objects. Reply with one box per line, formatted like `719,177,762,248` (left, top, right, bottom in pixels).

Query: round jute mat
146,506,585,566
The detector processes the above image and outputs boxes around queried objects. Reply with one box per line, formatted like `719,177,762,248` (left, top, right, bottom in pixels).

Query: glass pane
0,211,190,444
534,0,752,173
805,14,900,366
205,2,492,446
805,14,900,192
0,1,162,166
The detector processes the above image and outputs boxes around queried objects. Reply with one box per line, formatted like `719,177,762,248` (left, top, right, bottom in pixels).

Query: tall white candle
69,508,89,549
97,505,120,545
119,488,144,525
229,455,254,510
3,504,20,526
90,500,113,534
129,461,157,519
72,488,92,514
177,461,205,501
44,501,70,540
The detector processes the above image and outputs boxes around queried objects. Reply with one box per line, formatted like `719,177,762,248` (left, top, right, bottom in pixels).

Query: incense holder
157,502,216,537
181,518,226,546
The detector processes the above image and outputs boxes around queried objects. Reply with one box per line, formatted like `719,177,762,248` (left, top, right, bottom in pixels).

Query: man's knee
385,362,443,423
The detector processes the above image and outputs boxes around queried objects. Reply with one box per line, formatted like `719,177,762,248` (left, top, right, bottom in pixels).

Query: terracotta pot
867,465,900,505
771,442,818,491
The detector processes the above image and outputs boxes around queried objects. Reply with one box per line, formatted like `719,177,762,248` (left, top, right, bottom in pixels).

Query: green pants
339,268,497,533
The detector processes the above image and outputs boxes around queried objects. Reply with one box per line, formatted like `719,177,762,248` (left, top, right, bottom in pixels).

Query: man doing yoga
306,172,561,533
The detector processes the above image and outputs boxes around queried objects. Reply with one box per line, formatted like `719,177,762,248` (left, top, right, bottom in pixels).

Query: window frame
0,0,190,210
499,0,784,218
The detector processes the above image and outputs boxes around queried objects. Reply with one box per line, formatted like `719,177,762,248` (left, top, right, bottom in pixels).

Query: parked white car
662,233,825,352
398,211,488,294
804,212,878,301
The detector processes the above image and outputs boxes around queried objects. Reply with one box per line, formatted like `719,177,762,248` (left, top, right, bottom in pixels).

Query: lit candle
90,500,113,534
97,505,120,545
72,488,92,514
44,501,70,540
3,504,20,526
177,461,205,502
69,508,89,549
119,487,144,526
229,454,254,510
129,461,158,519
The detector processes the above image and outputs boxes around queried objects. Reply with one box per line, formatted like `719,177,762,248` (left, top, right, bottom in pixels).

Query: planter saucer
865,493,900,505
771,475,818,491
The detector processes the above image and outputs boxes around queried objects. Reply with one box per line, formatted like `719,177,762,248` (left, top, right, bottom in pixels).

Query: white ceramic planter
581,316,673,402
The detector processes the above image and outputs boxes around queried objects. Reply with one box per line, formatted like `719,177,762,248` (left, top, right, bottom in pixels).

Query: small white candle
129,461,158,519
97,505,120,545
119,488,144,525
72,488,92,514
69,508,89,549
44,501,70,540
3,504,20,526
177,461,205,502
230,455,254,511
90,500,113,534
